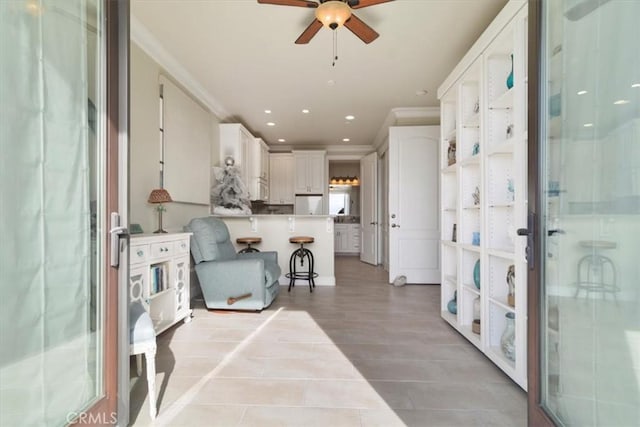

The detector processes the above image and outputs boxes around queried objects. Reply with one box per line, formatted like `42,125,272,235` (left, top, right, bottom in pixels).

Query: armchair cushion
187,217,237,263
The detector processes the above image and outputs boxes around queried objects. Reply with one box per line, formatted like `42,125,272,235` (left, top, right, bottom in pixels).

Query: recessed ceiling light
577,90,588,95
415,89,428,96
345,115,355,120
632,83,640,88
267,122,275,126
278,138,285,142
327,80,335,86
342,138,350,142
583,123,594,128
613,99,630,105
264,109,271,114
302,109,310,114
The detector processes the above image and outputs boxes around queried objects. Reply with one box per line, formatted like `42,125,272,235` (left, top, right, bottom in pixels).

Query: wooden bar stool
236,237,261,253
286,236,317,292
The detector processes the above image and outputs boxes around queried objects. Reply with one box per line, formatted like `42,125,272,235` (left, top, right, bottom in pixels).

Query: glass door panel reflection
540,0,640,425
0,0,107,424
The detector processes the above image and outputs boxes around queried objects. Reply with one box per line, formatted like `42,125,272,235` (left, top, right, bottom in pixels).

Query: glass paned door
0,0,119,424
539,0,640,425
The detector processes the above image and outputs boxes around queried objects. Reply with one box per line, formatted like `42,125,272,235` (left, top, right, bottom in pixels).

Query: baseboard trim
278,275,335,286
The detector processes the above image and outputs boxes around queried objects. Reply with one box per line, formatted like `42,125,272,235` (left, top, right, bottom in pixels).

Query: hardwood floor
130,256,526,426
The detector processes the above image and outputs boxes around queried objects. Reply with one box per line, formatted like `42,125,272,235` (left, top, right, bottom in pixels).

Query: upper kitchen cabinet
269,153,294,205
248,137,269,202
293,150,326,195
219,123,251,186
220,123,269,201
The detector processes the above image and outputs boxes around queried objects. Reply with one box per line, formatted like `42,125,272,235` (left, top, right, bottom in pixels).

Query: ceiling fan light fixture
315,1,352,30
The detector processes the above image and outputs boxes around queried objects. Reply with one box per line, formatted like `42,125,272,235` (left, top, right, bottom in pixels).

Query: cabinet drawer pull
137,250,144,257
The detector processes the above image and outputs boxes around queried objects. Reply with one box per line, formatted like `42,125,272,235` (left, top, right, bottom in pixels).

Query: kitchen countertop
212,214,332,218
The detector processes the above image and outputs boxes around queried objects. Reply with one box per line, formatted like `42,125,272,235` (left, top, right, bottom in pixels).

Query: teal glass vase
473,259,481,289
447,291,457,315
506,54,514,89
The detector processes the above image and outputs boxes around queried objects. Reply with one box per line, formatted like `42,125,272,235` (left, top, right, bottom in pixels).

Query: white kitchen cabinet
248,137,269,202
269,153,294,205
219,123,252,196
334,223,360,254
129,233,192,335
438,0,528,390
293,150,325,195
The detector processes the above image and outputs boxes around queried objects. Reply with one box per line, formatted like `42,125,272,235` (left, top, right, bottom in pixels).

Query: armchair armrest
238,250,278,264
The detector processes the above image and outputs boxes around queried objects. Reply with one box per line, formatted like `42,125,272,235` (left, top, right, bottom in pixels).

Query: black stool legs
238,243,259,253
287,243,317,292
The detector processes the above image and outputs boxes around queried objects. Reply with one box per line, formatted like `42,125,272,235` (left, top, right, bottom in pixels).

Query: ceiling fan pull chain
332,30,338,67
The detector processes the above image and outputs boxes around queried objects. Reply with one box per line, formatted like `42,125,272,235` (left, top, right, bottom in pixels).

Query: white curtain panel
0,0,98,425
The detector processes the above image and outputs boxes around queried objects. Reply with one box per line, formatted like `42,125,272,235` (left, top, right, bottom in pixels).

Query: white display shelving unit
438,0,528,390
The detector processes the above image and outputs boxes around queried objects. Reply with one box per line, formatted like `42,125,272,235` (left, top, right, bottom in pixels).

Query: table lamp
148,188,173,233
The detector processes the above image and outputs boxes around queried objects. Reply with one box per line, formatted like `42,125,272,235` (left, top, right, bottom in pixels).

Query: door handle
391,223,400,228
109,212,129,268
547,229,565,236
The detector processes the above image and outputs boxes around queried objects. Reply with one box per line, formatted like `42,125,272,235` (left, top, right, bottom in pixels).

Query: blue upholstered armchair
185,217,281,311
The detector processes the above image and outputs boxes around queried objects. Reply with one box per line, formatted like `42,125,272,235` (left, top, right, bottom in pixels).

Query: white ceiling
131,0,507,151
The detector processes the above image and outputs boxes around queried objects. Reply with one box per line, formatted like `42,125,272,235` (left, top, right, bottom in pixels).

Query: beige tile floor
130,257,526,426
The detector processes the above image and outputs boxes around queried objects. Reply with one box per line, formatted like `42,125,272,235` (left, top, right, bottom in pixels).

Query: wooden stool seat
236,237,262,253
579,240,616,250
289,236,314,245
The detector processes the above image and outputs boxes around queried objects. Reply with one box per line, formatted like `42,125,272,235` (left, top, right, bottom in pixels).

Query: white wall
130,43,220,233
329,162,359,178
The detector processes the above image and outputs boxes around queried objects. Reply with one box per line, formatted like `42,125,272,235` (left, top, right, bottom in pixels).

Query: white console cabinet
129,233,192,335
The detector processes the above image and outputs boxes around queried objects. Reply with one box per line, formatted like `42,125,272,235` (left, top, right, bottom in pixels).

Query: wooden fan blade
295,19,323,44
344,14,379,44
257,0,317,8
349,0,394,9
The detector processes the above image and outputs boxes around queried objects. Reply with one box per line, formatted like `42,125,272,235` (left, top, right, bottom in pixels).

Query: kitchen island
217,215,335,286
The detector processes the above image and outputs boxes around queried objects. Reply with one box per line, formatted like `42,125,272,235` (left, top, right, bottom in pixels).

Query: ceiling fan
257,0,394,44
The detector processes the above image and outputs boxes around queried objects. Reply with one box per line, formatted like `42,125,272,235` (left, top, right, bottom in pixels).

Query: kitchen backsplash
251,202,294,215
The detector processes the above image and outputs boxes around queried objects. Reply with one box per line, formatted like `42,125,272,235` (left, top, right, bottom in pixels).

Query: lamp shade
148,188,173,204
315,1,351,30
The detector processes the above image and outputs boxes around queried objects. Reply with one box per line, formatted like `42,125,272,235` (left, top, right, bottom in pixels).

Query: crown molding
372,107,440,150
131,15,232,121
437,0,527,98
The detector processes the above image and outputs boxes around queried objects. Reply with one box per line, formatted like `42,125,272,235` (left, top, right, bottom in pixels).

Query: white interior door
388,126,440,283
360,152,378,265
